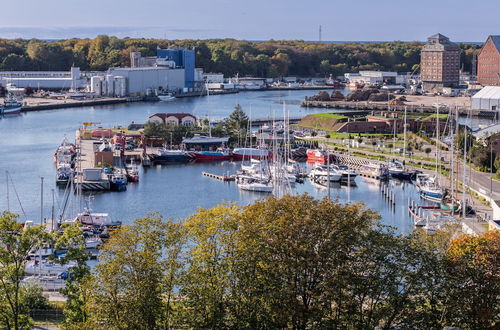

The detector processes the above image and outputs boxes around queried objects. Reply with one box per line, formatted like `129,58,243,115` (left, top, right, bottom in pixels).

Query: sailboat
417,102,445,202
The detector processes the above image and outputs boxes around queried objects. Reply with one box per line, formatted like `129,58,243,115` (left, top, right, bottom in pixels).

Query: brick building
477,36,500,86
420,33,460,93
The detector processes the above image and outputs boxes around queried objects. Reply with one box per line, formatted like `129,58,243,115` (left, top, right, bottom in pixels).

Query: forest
0,195,498,329
0,36,480,77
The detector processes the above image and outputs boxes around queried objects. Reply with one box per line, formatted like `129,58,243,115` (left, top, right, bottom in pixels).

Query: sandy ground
399,95,470,108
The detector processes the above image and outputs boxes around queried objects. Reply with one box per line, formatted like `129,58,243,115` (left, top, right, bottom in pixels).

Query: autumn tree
0,212,47,330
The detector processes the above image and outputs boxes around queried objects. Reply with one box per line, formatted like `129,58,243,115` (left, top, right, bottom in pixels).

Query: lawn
311,113,348,120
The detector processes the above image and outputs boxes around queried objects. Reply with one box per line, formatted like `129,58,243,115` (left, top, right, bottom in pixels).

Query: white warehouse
471,86,500,111
106,67,185,96
0,67,86,89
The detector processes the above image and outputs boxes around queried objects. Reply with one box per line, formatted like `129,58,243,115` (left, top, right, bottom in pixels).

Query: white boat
241,159,269,176
157,92,176,101
24,260,76,276
64,211,122,228
332,164,358,183
415,174,444,202
232,147,269,160
309,165,342,182
236,174,273,193
359,163,389,179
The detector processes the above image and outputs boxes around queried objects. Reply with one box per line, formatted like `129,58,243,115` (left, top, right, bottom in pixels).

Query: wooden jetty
202,172,235,182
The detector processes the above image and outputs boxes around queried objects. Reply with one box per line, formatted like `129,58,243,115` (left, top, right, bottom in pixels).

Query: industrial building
0,67,86,90
344,71,408,86
420,33,460,93
471,86,500,110
477,35,500,86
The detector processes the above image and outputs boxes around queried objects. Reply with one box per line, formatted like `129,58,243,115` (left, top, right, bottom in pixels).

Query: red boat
231,148,270,160
306,149,335,164
192,150,232,161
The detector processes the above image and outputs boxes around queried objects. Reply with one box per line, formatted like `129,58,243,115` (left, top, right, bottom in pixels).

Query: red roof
149,113,196,121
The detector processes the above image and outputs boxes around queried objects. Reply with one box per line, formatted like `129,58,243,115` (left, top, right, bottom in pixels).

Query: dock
74,137,111,191
202,172,235,181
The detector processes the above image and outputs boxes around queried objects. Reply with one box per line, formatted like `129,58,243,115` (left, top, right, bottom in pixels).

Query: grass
311,113,348,120
423,113,448,121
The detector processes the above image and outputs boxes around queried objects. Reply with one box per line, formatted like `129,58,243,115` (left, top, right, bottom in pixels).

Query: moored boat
309,164,342,182
359,162,389,179
192,149,231,161
387,160,413,180
231,147,270,160
306,149,334,164
0,94,22,115
152,149,193,163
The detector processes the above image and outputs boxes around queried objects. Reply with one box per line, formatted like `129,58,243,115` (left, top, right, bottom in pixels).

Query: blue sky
1,0,499,41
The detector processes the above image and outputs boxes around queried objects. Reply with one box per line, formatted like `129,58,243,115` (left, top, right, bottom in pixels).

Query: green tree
85,214,185,329
143,120,168,140
225,104,249,146
0,212,47,330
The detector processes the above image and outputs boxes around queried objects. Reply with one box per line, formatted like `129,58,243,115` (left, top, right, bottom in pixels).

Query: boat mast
462,122,467,219
40,176,44,225
435,101,440,179
450,106,456,214
5,171,9,212
403,106,407,160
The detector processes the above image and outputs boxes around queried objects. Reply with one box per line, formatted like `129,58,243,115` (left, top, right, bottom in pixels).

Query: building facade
477,36,500,86
420,33,460,93
149,113,197,127
156,48,196,88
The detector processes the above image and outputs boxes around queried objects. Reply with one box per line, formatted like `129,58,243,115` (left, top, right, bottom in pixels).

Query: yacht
332,164,358,183
24,260,76,276
359,163,389,179
157,92,176,101
387,160,412,180
153,149,193,163
309,165,342,182
232,147,270,160
415,174,445,202
236,174,273,193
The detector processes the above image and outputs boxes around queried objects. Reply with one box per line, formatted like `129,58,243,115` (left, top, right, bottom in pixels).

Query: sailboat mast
5,171,9,212
450,107,456,214
403,106,407,159
462,123,467,219
435,102,440,178
40,176,44,225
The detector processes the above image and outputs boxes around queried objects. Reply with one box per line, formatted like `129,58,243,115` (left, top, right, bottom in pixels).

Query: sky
1,0,499,42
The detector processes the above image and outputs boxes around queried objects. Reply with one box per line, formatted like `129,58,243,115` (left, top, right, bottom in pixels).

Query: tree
143,121,168,140
225,104,249,146
0,212,47,330
181,205,240,329
495,153,500,174
443,231,500,328
425,147,432,156
85,214,185,329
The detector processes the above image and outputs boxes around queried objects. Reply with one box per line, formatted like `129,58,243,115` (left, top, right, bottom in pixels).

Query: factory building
0,67,86,90
91,67,185,97
156,47,196,88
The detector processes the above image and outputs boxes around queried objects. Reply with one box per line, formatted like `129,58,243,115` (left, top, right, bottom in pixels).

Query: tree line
0,195,498,329
0,37,480,77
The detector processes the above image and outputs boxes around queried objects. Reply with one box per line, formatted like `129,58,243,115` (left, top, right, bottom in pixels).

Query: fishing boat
153,149,193,163
126,163,139,182
0,94,22,115
309,165,342,182
109,173,127,191
157,92,176,101
56,163,73,186
359,163,389,179
387,160,412,180
191,149,231,161
231,147,270,160
306,149,334,164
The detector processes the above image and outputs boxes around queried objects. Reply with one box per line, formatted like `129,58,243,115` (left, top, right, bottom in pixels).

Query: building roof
487,35,500,53
472,123,500,139
150,113,196,121
429,33,449,40
183,136,229,144
471,86,500,100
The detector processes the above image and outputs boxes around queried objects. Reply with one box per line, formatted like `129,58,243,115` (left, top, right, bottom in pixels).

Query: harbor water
0,90,494,233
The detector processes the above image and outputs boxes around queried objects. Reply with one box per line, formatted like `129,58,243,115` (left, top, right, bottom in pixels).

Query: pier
74,137,111,191
202,172,235,181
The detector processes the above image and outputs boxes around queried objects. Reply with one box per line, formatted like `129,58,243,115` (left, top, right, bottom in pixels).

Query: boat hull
192,152,231,161
0,106,22,115
152,154,192,163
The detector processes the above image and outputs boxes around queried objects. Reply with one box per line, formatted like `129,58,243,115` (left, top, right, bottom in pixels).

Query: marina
0,89,496,231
